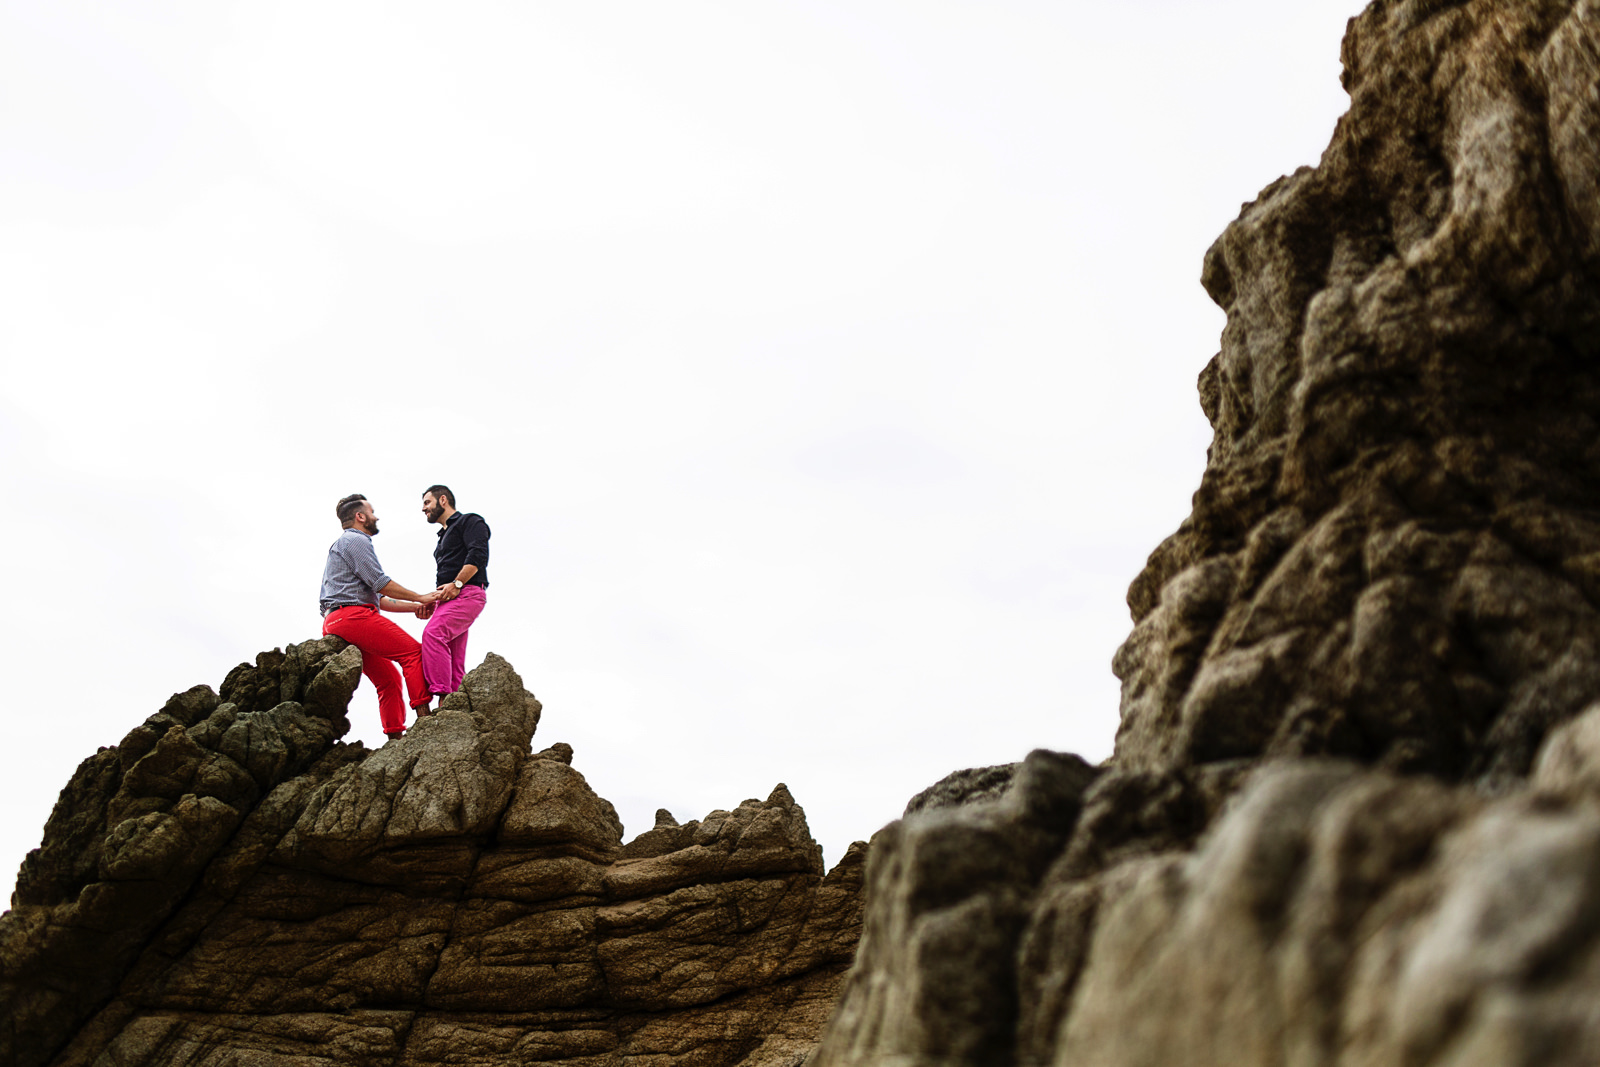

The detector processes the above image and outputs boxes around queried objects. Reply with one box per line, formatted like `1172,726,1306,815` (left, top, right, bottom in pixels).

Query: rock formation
812,2,1600,1064
22,4,1600,1065
1,641,865,1067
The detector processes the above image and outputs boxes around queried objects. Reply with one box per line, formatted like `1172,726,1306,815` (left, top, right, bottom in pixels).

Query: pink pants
421,585,486,697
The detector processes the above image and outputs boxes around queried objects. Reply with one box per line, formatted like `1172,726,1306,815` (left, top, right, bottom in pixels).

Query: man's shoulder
332,528,373,550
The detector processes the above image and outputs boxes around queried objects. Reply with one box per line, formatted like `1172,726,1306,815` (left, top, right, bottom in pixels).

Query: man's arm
379,579,437,604
437,516,489,600
378,593,434,616
438,564,478,600
337,535,437,606
462,515,490,572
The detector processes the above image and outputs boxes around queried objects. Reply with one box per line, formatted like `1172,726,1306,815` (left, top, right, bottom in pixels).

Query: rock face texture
812,3,1600,1065
1,641,864,1067
24,4,1600,1065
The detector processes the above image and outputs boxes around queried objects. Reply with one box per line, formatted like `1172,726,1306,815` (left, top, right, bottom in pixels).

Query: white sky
0,0,1358,899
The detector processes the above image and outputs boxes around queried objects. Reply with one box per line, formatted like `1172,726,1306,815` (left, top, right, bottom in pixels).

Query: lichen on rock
0,642,863,1067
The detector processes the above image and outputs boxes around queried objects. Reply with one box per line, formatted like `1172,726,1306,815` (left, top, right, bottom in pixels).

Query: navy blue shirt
436,511,490,588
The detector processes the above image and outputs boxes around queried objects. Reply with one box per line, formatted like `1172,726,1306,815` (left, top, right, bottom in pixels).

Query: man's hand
436,583,460,602
414,602,434,619
417,590,441,605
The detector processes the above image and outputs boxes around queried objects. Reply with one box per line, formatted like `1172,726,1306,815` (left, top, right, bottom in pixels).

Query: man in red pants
319,494,440,739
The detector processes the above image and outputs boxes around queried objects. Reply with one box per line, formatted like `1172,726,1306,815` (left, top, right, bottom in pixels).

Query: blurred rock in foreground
814,2,1600,1064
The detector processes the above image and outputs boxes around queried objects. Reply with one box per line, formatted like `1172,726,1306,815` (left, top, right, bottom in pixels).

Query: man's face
357,501,379,535
422,493,446,524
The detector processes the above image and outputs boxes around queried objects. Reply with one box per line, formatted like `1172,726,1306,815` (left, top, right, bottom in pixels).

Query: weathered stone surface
1114,0,1600,786
33,4,1600,1064
814,3,1600,1064
902,761,1019,815
817,751,1097,1066
1,644,864,1067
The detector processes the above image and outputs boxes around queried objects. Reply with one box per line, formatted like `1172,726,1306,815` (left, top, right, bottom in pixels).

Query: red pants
322,605,428,734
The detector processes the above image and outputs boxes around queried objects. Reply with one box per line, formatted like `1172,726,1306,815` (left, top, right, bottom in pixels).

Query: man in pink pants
319,495,440,738
419,485,490,700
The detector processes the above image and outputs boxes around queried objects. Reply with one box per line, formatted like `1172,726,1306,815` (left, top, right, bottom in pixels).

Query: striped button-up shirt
318,528,393,615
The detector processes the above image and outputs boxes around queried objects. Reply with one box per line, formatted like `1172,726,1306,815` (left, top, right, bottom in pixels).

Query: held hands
435,582,461,602
413,602,435,619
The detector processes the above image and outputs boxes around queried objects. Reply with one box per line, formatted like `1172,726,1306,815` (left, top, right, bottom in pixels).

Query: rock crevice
813,2,1600,1064
2,642,864,1067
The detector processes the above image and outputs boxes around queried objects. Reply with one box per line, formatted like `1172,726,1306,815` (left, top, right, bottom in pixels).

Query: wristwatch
453,580,464,590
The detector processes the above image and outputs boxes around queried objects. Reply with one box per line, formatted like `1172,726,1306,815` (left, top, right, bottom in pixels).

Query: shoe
385,729,405,740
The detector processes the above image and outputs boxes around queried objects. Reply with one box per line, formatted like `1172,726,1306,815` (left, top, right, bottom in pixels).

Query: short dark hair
336,494,369,525
423,484,455,508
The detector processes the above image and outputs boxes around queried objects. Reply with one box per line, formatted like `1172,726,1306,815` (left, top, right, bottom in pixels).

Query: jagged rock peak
1,639,865,1067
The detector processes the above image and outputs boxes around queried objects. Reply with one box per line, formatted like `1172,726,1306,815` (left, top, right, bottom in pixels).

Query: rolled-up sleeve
462,515,491,569
341,535,392,594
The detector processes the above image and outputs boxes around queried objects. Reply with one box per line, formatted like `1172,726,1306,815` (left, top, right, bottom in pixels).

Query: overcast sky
0,0,1359,900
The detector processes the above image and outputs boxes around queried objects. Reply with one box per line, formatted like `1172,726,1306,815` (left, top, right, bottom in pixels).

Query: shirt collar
437,511,460,537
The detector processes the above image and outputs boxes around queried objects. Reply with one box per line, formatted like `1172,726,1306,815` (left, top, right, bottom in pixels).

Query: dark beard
426,506,445,523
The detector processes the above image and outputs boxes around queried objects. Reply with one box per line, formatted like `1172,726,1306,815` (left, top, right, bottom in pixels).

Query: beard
363,518,380,535
426,505,445,523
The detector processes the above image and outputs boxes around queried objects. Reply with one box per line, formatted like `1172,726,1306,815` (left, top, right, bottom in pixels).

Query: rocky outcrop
1,641,864,1067
813,2,1600,1064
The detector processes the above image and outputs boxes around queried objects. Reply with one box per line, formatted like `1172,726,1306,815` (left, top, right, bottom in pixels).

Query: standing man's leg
447,588,486,692
323,606,415,735
421,587,486,698
448,629,469,694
